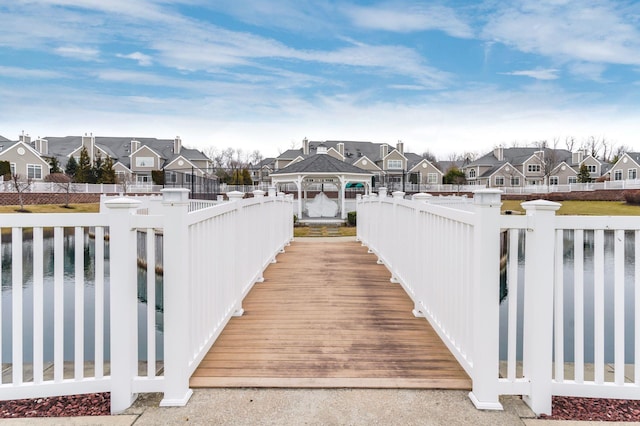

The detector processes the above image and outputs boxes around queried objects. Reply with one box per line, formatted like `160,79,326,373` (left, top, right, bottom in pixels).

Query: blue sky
0,0,639,158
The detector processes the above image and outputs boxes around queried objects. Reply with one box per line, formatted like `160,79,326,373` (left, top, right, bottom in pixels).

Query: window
614,170,623,181
629,169,637,180
587,165,597,173
165,171,177,183
387,159,402,170
510,177,520,186
494,176,504,186
135,157,154,168
468,169,476,179
568,176,577,184
549,176,559,185
27,164,42,180
427,173,438,184
137,174,150,183
10,163,15,176
527,164,541,173
185,173,193,183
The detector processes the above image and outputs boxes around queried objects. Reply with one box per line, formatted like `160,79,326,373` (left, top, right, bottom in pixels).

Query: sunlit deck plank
190,239,471,389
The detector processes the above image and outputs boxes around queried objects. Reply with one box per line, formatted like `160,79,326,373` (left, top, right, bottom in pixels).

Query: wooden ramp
190,239,471,389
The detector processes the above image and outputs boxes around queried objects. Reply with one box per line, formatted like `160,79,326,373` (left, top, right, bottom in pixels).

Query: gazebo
270,153,373,220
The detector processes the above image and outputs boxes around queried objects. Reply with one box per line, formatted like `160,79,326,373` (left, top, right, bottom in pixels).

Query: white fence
357,189,640,415
0,189,293,413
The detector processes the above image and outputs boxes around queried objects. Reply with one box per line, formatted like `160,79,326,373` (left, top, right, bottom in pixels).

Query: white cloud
567,62,608,82
2,80,638,160
502,69,559,80
344,3,473,38
0,66,65,79
483,0,640,66
55,45,100,61
116,52,153,66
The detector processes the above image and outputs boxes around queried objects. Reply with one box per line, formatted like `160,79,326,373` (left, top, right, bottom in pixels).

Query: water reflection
1,229,163,363
500,229,636,364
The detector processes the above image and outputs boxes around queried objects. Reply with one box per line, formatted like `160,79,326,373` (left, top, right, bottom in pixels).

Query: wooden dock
190,238,471,389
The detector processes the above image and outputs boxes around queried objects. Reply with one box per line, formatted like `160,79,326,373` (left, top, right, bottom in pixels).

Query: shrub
347,211,356,226
623,190,640,205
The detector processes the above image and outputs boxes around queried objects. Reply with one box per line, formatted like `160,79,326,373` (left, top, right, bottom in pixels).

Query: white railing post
104,197,141,414
520,199,561,415
469,189,503,411
412,192,431,202
159,188,194,407
227,191,245,315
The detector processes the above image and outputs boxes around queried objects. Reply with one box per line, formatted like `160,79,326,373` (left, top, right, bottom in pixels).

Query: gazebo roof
272,154,371,176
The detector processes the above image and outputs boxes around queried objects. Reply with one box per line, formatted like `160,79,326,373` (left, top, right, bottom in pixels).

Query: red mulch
540,396,640,422
0,393,110,418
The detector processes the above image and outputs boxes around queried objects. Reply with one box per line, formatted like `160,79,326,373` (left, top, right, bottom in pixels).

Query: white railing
0,214,113,400
1,182,165,194
0,188,293,413
357,190,640,416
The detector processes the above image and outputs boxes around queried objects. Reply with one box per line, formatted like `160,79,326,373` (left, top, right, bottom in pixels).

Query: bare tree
45,172,75,208
10,174,32,212
585,136,603,160
249,149,263,165
117,172,136,194
421,150,437,162
538,139,561,189
564,136,576,152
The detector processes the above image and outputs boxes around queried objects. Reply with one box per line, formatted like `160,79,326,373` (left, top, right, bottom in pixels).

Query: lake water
1,230,163,363
499,229,637,364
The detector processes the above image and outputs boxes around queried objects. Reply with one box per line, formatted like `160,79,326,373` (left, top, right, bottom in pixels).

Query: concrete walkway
2,389,638,425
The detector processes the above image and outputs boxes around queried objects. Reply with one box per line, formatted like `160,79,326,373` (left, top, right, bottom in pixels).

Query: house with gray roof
0,133,51,181
609,152,640,183
274,138,445,187
22,133,212,184
463,146,604,188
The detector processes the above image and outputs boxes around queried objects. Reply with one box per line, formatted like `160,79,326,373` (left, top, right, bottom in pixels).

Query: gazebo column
339,176,347,220
295,176,303,219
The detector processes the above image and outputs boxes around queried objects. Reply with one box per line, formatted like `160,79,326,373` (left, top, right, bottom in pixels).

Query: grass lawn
501,200,640,216
0,203,100,214
294,226,357,237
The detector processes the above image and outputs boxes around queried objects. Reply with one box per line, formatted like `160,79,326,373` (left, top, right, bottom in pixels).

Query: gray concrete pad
123,389,532,426
0,415,137,425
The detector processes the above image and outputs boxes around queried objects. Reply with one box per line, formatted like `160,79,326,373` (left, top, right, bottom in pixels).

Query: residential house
609,152,640,182
0,133,51,181
274,138,441,186
33,134,213,184
463,146,603,188
249,157,276,185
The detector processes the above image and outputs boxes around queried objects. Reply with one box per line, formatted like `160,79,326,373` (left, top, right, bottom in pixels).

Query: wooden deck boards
190,239,471,389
